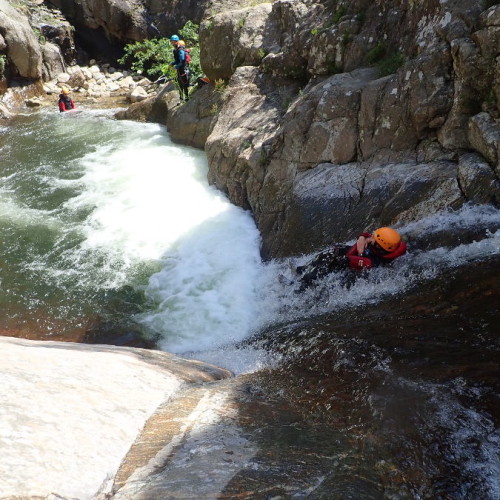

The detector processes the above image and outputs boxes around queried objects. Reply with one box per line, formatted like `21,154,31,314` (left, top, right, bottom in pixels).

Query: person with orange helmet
58,87,76,112
295,227,407,289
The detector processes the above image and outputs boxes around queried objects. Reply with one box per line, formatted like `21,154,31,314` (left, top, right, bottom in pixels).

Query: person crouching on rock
296,227,407,290
58,87,75,112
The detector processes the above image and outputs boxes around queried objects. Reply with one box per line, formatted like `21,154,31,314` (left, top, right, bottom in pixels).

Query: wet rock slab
0,337,231,500
111,259,500,499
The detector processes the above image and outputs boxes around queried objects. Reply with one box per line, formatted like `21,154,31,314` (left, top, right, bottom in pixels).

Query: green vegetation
118,21,201,81
366,42,387,64
377,52,406,76
214,79,227,93
341,32,351,47
356,11,366,25
11,1,30,15
210,103,219,115
119,38,175,80
32,27,46,44
332,5,348,24
204,20,214,32
0,55,6,79
366,41,405,76
259,147,270,167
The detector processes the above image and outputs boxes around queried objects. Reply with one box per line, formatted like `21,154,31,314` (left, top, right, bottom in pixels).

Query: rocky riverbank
2,1,499,259
0,337,232,500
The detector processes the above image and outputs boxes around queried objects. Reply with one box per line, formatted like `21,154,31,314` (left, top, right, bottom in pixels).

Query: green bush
367,42,387,64
366,41,405,76
118,21,202,81
118,38,175,80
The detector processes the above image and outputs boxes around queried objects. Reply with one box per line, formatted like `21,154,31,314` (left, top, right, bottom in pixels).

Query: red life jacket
345,233,407,270
58,94,75,112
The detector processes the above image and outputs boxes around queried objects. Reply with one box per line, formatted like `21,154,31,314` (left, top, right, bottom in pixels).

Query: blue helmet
170,35,180,41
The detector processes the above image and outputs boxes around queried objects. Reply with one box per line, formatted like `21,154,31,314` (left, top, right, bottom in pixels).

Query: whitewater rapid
1,109,500,374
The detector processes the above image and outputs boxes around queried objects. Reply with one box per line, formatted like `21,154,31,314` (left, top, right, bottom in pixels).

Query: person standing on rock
170,35,190,102
295,227,407,290
57,87,75,112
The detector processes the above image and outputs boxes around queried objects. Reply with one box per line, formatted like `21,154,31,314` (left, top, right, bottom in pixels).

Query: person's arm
58,100,66,112
356,232,373,256
345,234,373,270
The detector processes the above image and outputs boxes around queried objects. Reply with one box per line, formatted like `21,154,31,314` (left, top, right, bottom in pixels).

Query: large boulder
41,41,66,81
49,0,149,43
267,160,464,257
205,66,301,211
115,82,225,149
200,3,280,82
468,112,500,173
458,152,500,204
0,0,43,79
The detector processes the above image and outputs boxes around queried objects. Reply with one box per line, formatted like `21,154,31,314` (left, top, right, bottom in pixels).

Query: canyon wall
2,0,499,258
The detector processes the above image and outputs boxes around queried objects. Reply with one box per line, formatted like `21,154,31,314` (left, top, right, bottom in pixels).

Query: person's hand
356,235,373,255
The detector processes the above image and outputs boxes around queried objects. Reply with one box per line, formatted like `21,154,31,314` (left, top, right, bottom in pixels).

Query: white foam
137,206,262,355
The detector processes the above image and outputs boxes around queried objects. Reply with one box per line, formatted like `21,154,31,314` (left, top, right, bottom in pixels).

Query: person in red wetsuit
58,87,75,112
296,227,407,289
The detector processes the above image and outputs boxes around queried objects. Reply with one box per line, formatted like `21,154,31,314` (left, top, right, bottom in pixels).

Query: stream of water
1,109,499,498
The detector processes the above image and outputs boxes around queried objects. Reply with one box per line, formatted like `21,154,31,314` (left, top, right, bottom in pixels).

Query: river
1,109,499,498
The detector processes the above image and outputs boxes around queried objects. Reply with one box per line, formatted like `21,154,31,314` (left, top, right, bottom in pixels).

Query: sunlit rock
0,336,231,500
0,0,43,79
129,86,148,103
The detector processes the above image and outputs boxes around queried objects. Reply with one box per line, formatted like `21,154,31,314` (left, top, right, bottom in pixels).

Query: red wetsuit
58,94,75,112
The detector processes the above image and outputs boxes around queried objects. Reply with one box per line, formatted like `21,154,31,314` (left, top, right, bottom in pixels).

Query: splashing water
1,110,499,371
0,110,262,360
253,204,500,329
1,109,499,498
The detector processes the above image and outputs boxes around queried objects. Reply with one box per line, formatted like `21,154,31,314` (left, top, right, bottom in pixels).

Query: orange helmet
374,227,401,252
61,87,69,95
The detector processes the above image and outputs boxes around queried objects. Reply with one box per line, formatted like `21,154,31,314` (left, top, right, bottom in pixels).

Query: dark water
223,259,499,499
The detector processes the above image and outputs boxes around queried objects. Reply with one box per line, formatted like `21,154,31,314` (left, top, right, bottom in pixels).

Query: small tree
118,38,175,81
118,22,201,82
